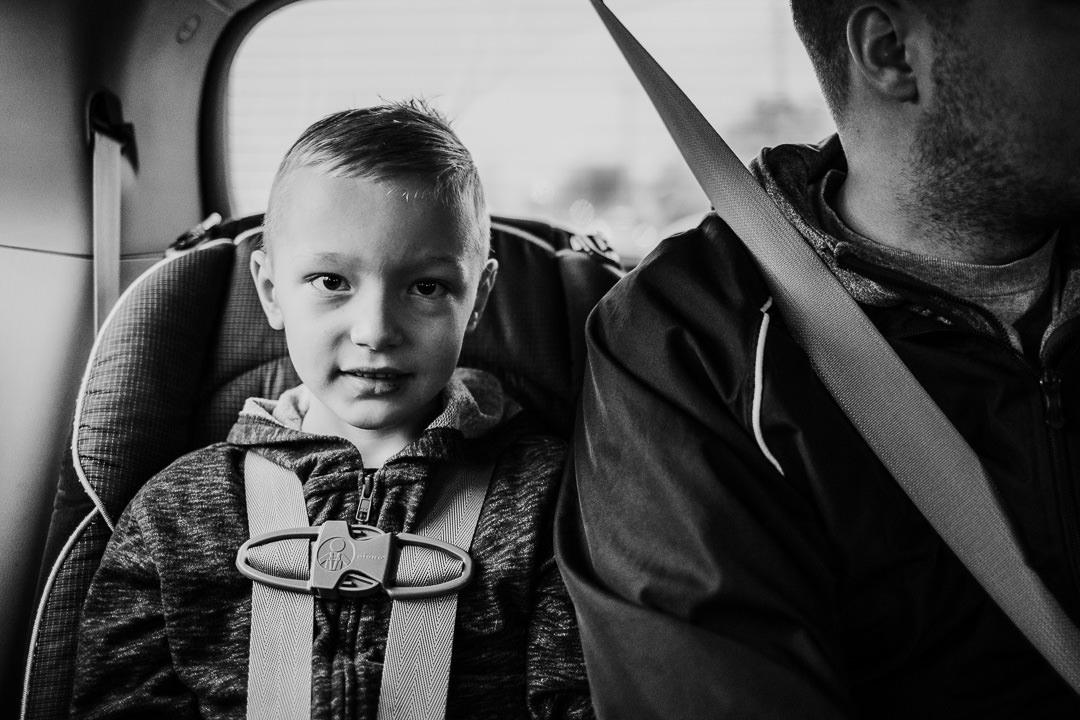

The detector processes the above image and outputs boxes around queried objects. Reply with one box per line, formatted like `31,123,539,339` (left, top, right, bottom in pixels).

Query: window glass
227,0,833,263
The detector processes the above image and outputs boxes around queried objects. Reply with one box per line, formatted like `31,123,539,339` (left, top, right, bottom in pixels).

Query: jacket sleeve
525,553,595,720
70,503,198,719
555,243,853,719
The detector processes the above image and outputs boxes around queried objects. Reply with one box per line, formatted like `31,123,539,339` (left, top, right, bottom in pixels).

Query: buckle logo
317,537,354,571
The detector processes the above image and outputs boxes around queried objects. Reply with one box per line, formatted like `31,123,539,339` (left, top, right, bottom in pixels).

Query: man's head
791,0,1080,255
250,101,497,450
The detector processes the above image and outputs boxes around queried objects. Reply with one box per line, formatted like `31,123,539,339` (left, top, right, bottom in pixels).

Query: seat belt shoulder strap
88,90,134,330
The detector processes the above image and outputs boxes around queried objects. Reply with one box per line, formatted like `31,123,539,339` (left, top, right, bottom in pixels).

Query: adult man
557,1,1080,717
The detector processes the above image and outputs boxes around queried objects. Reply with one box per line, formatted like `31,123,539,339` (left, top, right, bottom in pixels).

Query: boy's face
251,167,496,444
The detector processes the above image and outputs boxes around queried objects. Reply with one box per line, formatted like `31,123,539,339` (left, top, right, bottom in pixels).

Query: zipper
1039,366,1080,599
1042,369,1065,429
353,470,376,530
844,249,1080,600
894,324,1080,599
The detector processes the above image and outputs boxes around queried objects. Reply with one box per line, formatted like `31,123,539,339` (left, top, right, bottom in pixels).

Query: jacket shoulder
590,215,775,384
467,414,567,528
124,442,243,522
604,215,771,323
481,414,566,487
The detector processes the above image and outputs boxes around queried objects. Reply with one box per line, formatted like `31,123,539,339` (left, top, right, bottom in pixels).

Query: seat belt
87,91,134,330
91,131,121,331
241,450,496,719
587,0,1080,692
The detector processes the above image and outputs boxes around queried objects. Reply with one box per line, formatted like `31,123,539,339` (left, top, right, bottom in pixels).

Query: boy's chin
336,397,441,436
304,394,408,439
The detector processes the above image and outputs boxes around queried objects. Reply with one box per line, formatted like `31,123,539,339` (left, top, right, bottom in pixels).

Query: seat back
20,214,622,719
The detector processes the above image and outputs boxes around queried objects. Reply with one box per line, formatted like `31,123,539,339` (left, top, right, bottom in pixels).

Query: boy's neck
300,396,439,468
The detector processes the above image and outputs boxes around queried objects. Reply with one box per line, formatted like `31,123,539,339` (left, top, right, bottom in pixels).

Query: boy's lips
342,367,406,380
340,367,409,395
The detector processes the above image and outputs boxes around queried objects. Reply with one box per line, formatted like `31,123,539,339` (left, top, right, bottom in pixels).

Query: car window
227,0,833,263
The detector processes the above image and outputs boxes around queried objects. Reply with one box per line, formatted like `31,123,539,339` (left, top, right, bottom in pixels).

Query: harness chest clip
236,520,474,600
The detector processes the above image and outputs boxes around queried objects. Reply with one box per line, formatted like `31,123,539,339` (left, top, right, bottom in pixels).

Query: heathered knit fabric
71,368,593,720
813,168,1058,354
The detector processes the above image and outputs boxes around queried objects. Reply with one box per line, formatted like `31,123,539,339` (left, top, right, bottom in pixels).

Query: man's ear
466,258,498,333
846,2,924,104
250,248,285,330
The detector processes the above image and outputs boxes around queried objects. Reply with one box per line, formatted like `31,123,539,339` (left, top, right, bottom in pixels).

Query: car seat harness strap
587,0,1080,694
240,450,496,719
242,450,313,720
377,453,496,720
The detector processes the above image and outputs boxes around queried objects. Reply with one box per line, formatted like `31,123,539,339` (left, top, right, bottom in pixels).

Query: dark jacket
73,369,593,720
556,136,1080,718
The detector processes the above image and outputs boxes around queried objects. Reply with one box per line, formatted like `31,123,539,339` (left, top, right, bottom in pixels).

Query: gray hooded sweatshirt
72,368,592,720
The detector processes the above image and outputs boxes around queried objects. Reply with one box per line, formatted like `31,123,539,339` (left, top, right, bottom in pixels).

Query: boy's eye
310,275,348,292
410,280,447,298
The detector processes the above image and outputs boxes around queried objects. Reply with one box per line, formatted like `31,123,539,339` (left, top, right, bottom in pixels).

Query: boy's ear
250,248,285,330
466,258,498,333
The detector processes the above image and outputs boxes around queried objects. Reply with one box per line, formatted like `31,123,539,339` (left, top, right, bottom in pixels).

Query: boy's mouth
341,367,408,395
345,368,405,380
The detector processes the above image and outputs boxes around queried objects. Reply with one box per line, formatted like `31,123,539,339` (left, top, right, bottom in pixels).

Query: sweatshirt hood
749,135,1080,342
226,367,519,467
748,134,904,307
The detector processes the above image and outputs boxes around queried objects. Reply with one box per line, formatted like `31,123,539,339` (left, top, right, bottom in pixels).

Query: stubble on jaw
909,26,1080,262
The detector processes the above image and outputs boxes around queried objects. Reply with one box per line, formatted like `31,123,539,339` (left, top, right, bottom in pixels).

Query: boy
72,101,593,719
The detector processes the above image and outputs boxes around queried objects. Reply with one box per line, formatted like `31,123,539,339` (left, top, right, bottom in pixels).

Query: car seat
19,213,623,719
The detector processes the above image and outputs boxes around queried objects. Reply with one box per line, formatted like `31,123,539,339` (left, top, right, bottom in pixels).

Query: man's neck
835,165,1049,266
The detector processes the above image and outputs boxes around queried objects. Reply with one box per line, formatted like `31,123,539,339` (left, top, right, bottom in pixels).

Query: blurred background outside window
227,0,834,264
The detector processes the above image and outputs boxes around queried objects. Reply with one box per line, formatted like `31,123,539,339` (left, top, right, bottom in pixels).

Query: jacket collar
750,135,904,307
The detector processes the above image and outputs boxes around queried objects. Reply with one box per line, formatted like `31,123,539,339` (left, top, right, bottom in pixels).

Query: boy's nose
348,293,403,351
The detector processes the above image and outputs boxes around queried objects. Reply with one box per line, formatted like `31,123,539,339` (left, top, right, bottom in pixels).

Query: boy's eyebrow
397,254,472,276
300,251,353,264
410,253,468,267
298,251,468,269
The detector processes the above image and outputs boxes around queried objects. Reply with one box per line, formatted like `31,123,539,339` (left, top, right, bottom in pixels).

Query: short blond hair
265,99,489,258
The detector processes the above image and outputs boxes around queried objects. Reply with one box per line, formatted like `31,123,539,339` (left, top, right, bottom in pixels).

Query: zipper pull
1041,370,1066,429
355,471,375,527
